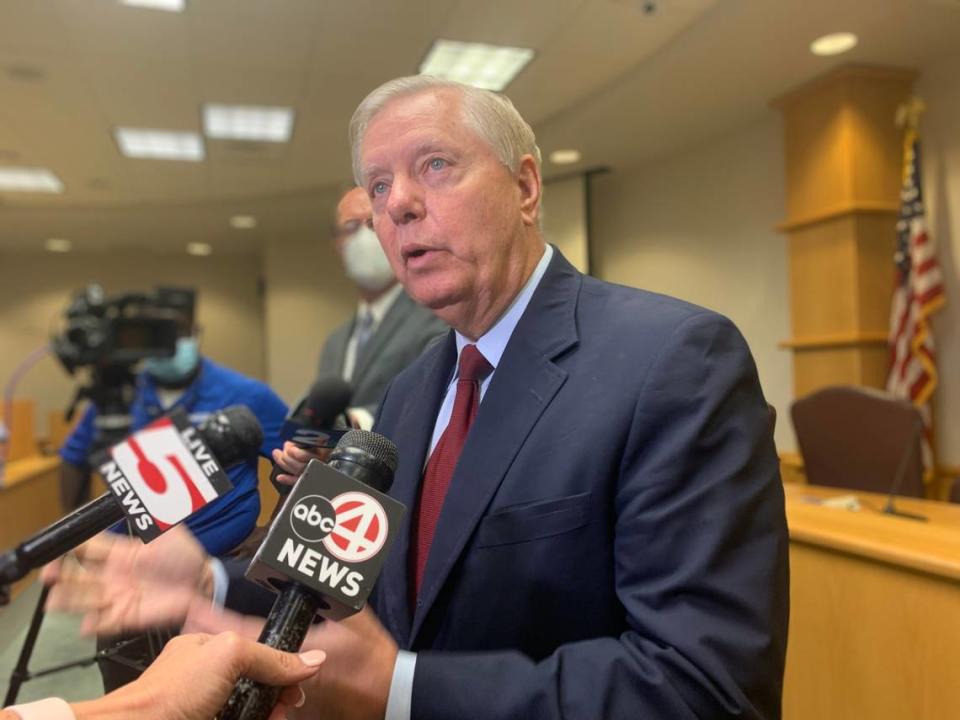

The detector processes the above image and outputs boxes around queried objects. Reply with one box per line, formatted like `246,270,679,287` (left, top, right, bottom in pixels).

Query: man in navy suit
273,76,789,719
45,76,789,719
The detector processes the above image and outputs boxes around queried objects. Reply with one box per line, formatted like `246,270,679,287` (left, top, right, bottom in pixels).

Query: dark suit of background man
269,75,790,720
318,187,447,429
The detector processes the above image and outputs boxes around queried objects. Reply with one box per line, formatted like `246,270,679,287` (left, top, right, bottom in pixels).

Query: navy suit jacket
368,249,789,719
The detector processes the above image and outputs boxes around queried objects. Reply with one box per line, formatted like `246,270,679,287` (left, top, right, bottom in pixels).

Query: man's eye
372,181,388,195
429,158,447,171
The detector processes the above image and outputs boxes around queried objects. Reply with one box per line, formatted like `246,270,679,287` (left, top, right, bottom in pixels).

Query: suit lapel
378,330,456,648
352,291,410,386
326,324,350,378
410,250,582,645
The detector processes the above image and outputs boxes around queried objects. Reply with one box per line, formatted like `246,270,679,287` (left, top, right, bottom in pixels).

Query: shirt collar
455,243,553,371
358,282,403,325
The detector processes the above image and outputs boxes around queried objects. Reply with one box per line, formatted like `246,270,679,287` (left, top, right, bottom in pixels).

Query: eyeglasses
332,218,372,241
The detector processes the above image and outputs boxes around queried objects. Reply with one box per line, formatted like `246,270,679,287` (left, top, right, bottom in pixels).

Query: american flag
886,125,946,474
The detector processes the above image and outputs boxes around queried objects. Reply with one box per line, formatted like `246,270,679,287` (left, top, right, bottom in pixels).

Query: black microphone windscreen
335,429,399,474
198,405,264,466
297,377,353,427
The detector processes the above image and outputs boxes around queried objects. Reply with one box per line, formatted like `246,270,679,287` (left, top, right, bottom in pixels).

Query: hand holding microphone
270,378,353,487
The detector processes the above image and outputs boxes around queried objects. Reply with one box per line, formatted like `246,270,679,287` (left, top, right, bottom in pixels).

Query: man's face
358,89,540,330
333,187,373,255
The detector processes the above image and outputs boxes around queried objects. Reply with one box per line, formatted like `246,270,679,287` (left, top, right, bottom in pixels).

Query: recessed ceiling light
810,32,858,57
121,0,186,12
549,149,582,165
187,242,212,256
0,167,64,193
419,40,535,91
114,128,204,161
45,238,72,253
203,105,295,143
230,215,257,229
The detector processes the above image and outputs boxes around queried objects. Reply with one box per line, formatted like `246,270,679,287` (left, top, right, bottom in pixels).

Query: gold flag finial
895,96,927,129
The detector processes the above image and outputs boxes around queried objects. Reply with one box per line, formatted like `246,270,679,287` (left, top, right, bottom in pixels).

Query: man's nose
386,174,425,226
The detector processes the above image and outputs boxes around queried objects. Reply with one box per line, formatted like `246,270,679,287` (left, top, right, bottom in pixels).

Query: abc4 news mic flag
245,436,404,620
0,407,258,585
220,431,403,720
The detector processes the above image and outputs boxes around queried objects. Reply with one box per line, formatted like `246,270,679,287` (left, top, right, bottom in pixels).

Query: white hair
349,76,542,186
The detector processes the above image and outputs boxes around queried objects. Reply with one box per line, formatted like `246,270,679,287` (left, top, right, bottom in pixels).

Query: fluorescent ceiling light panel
230,215,258,229
810,32,858,56
45,238,72,253
419,40,534,91
203,105,295,143
0,166,64,193
115,128,204,161
187,242,212,256
549,149,582,165
121,0,186,12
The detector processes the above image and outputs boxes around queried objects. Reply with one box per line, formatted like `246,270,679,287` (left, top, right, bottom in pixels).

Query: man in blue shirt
57,288,288,693
58,290,287,557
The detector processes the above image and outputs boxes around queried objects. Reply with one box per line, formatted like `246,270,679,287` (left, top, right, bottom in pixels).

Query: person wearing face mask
57,287,288,693
314,187,447,430
58,287,288,555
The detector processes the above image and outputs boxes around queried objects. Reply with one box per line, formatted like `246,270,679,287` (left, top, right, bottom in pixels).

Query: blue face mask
144,337,200,384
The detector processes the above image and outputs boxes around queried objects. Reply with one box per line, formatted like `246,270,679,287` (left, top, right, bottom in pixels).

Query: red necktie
412,344,492,596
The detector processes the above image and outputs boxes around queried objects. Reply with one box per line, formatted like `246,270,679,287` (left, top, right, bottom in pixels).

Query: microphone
0,406,263,584
881,415,928,522
220,429,404,720
270,377,353,492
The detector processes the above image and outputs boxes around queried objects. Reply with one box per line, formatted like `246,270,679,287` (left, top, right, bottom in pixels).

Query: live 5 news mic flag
95,409,234,541
0,406,260,584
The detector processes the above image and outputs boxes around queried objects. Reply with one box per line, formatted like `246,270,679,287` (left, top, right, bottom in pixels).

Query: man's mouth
401,244,437,264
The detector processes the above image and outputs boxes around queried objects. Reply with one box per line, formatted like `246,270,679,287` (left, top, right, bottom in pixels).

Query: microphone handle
219,584,322,720
0,494,123,584
269,463,292,496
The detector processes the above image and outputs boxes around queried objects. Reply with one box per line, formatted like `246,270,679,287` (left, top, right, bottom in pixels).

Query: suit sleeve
220,557,278,617
410,313,789,720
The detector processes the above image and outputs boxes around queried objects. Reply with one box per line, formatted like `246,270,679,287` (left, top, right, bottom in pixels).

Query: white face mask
341,225,396,292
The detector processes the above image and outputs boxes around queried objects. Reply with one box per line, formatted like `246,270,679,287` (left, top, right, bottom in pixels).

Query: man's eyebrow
362,142,454,181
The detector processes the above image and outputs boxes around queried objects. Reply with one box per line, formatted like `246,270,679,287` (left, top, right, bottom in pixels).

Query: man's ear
516,155,542,227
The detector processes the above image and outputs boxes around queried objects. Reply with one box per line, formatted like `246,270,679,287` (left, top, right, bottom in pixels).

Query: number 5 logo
111,418,219,528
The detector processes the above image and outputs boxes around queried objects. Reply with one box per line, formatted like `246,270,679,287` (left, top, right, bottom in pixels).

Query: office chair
790,385,925,498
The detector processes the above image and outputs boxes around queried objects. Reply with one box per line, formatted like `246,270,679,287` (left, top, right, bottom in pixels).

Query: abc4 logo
289,492,389,564
290,495,337,543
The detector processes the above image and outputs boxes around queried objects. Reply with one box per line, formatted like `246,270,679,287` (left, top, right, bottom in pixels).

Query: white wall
543,175,590,274
0,250,266,438
589,115,795,452
917,53,960,468
261,185,357,404
262,231,357,404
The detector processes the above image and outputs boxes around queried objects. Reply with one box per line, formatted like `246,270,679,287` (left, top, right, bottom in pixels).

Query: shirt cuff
346,407,375,431
4,698,75,720
384,650,417,720
208,557,229,608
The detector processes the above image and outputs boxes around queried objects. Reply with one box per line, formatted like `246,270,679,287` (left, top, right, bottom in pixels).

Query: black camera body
52,285,194,374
